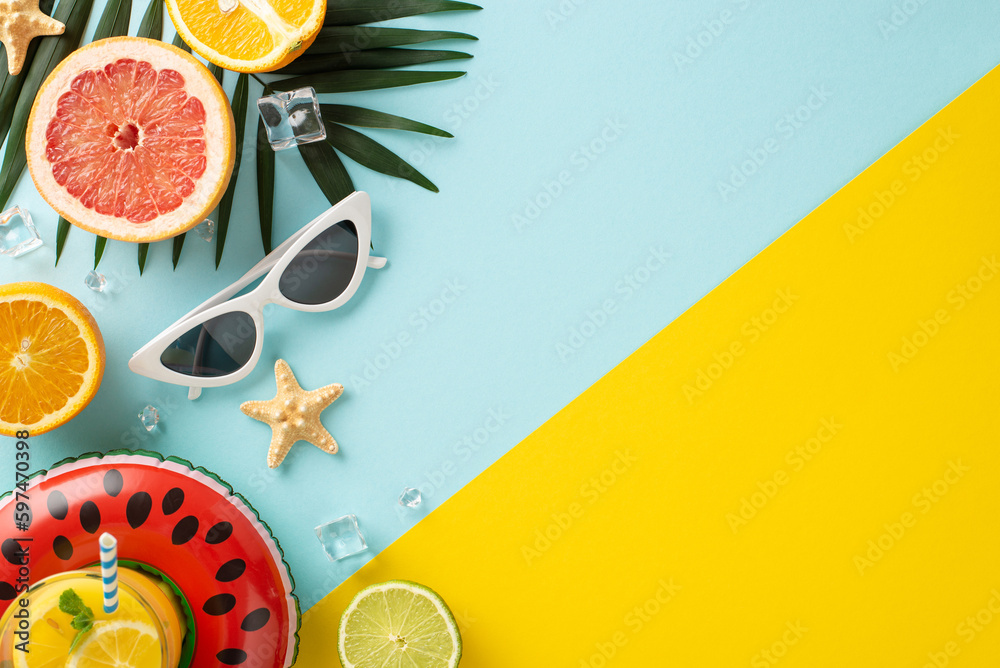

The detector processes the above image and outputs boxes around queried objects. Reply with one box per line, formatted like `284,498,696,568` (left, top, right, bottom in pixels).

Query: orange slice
26,37,235,243
166,0,326,73
0,282,105,437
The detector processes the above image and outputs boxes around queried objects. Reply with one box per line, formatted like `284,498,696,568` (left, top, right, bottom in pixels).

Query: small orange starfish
0,0,65,75
240,359,344,468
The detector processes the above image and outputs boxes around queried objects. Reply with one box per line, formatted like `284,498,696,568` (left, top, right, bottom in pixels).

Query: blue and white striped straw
99,533,118,614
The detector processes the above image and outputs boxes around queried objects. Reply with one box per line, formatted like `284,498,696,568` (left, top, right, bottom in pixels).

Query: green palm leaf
216,73,249,268
171,33,191,52
54,217,70,266
0,0,55,147
274,47,471,75
0,0,95,210
321,104,452,137
94,236,107,269
325,122,437,192
92,0,132,41
310,26,476,54
299,141,354,206
172,234,186,269
136,0,163,40
256,112,275,254
272,69,463,94
208,62,225,86
325,0,481,26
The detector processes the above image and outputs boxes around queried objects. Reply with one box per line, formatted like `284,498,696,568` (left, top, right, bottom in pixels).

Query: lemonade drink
0,567,185,668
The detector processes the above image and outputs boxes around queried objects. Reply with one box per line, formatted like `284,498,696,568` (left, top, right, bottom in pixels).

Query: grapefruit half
26,37,236,243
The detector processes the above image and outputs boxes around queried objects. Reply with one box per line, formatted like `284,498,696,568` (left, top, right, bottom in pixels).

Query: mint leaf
59,588,95,655
59,589,85,616
70,610,93,631
68,627,89,654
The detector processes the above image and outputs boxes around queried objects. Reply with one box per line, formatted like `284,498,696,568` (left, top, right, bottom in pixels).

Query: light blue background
2,0,999,610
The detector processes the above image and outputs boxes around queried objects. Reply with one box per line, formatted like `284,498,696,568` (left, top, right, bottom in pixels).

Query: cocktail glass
0,566,186,667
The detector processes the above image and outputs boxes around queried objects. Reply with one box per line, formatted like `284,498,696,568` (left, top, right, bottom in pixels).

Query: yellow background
299,65,1000,666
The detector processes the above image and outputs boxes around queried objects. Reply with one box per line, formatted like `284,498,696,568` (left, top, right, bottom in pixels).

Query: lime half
338,580,462,668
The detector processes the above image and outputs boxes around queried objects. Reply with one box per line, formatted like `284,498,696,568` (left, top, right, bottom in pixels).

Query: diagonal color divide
297,66,1000,666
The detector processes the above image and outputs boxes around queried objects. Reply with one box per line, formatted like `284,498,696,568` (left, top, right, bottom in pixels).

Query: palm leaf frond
325,122,437,192
272,69,464,94
325,0,481,26
274,47,471,75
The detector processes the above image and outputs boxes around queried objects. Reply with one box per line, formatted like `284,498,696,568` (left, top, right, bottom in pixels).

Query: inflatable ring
0,450,299,667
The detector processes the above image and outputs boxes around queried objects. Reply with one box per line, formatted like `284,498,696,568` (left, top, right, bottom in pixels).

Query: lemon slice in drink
338,581,462,668
66,621,160,668
10,585,74,668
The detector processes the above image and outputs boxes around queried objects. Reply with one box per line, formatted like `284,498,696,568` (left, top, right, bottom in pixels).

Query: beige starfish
0,0,65,75
240,359,344,469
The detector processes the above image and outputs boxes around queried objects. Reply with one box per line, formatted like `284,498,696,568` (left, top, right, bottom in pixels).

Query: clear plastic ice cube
398,487,422,508
195,218,215,242
139,405,159,431
314,514,368,561
85,270,107,292
1,207,43,257
257,87,326,151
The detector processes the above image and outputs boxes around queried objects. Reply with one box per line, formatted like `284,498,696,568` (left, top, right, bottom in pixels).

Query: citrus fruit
5,572,167,668
26,37,235,243
338,580,462,668
166,0,326,73
0,282,105,436
66,621,161,668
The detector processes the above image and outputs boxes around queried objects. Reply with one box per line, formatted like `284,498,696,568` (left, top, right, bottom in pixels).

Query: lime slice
338,580,462,668
66,620,161,668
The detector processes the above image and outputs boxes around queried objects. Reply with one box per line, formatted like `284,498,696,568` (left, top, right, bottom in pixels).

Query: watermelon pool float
0,451,299,667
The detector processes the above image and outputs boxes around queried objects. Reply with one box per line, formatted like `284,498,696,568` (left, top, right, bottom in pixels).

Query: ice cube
258,87,326,151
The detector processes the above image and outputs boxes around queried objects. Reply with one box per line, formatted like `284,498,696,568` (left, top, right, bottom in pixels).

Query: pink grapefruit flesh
27,37,235,243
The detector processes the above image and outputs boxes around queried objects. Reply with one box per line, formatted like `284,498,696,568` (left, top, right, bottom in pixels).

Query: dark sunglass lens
278,221,359,305
159,312,257,377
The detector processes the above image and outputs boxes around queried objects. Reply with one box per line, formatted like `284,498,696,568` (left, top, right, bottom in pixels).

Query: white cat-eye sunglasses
128,191,386,399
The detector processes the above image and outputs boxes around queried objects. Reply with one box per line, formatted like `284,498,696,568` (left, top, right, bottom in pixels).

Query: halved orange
0,282,105,436
166,0,326,73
